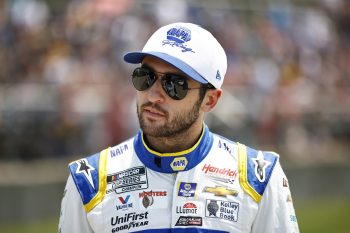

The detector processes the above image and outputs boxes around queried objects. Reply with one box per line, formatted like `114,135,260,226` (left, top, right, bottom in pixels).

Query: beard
137,98,202,138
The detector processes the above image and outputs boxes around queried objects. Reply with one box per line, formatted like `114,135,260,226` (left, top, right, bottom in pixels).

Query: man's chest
87,152,257,233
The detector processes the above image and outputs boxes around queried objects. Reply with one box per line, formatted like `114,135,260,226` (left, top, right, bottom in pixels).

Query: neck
144,121,204,154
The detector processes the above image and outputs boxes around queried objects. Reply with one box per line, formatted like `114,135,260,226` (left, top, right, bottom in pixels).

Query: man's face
136,56,204,138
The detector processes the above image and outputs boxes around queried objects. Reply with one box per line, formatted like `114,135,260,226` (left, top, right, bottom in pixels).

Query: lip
143,107,166,118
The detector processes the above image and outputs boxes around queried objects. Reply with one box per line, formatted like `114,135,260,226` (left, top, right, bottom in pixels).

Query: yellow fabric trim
141,126,205,157
238,143,262,203
84,148,109,212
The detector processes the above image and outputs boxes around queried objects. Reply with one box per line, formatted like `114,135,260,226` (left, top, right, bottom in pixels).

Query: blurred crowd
0,0,349,164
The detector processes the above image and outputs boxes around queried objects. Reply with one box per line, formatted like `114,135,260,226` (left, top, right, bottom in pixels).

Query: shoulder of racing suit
237,143,279,203
68,148,109,212
68,137,279,211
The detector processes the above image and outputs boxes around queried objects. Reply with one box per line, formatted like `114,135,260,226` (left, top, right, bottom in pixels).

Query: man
59,22,299,233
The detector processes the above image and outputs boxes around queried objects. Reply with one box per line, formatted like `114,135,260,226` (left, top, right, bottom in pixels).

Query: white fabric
59,133,299,233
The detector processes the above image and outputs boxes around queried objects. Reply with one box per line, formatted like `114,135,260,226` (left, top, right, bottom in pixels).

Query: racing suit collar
134,124,213,173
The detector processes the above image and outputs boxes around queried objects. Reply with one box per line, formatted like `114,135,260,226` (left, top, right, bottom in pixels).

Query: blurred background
0,0,349,232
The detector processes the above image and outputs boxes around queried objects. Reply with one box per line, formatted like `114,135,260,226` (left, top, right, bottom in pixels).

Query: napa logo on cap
170,157,188,171
162,26,194,53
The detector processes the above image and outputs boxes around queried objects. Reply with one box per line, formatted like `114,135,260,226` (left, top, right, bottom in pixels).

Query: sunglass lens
162,76,188,100
132,67,190,100
132,68,155,91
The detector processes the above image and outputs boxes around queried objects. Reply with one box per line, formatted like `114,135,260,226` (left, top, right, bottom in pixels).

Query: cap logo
216,70,221,80
162,27,195,53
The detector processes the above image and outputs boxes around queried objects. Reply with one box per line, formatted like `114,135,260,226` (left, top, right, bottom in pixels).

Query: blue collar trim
134,125,213,173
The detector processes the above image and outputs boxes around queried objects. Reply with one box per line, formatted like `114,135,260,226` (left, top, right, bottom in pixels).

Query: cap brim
124,51,208,84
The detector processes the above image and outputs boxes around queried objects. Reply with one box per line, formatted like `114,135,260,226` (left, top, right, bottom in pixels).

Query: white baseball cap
124,22,227,89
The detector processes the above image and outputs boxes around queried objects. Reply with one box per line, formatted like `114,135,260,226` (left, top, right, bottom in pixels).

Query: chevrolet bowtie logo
203,186,238,197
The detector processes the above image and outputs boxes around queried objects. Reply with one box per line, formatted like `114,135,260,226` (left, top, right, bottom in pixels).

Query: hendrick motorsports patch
106,166,148,194
205,199,239,222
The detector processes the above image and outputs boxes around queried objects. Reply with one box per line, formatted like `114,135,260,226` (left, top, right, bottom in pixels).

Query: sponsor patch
176,202,198,214
202,163,238,184
218,140,233,154
252,151,271,182
205,199,239,222
116,195,133,211
203,186,238,197
75,159,96,189
175,216,202,226
138,190,169,210
290,215,297,223
111,144,129,158
178,182,197,197
106,166,148,194
170,157,188,171
110,212,149,232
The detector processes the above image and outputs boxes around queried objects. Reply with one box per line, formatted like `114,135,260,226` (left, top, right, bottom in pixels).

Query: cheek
136,92,147,104
170,98,198,114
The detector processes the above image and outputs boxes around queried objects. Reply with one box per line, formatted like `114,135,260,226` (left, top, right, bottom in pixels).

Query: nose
146,76,165,103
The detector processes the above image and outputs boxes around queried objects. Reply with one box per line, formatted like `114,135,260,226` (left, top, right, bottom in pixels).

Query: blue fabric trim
133,228,228,233
245,147,278,196
134,125,213,173
124,51,208,84
69,153,100,205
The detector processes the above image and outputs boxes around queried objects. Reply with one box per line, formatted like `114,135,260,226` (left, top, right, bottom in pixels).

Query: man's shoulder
237,143,280,202
68,152,101,192
68,149,109,210
108,137,135,158
67,137,135,211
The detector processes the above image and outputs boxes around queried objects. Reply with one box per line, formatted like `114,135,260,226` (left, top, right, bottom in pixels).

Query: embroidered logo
178,182,197,197
203,186,238,197
175,216,202,226
176,202,198,214
202,163,238,184
216,70,221,80
106,166,148,194
138,190,168,210
206,200,219,217
252,151,271,182
75,159,95,189
162,26,195,53
142,195,154,208
205,199,239,222
170,157,188,171
116,195,133,211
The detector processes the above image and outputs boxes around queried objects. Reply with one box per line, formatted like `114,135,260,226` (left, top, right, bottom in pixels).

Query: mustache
140,102,168,116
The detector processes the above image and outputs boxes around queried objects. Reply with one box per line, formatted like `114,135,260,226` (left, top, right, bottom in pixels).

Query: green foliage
0,218,58,233
296,198,350,233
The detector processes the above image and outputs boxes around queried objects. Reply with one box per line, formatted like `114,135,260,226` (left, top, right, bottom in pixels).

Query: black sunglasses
131,67,214,100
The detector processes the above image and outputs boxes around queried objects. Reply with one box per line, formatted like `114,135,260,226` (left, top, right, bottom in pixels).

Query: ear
201,89,222,112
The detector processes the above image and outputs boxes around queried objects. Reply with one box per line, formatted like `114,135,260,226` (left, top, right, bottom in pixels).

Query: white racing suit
59,125,299,233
